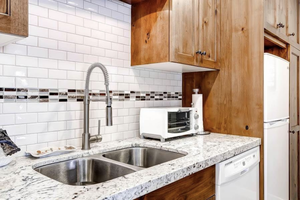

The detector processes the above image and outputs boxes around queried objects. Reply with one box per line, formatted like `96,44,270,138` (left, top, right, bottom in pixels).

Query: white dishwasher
216,147,260,200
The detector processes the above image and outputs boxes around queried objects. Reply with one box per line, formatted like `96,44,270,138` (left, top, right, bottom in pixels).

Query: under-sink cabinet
131,0,220,72
0,0,28,46
135,166,215,200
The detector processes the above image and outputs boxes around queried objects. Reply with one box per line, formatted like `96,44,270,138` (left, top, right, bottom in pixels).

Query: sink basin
102,147,186,168
34,158,135,186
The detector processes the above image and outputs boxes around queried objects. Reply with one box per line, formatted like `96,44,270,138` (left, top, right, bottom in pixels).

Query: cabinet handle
196,50,202,55
0,0,11,17
290,130,295,134
277,23,285,28
201,51,207,56
289,33,295,36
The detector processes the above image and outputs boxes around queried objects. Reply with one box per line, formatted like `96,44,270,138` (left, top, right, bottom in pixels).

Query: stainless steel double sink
34,147,186,186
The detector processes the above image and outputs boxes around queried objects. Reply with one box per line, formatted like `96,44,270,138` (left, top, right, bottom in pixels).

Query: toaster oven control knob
194,113,199,119
194,124,199,130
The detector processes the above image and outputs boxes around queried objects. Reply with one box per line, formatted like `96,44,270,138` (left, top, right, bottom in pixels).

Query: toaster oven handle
177,109,191,112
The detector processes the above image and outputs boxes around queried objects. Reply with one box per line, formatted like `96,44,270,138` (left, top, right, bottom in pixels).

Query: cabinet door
170,0,197,66
290,47,300,200
195,0,220,69
287,0,299,45
264,0,288,37
0,0,28,37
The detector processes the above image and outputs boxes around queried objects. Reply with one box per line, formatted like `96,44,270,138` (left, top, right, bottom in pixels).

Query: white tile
39,38,58,49
67,102,83,111
15,134,38,145
59,22,76,33
48,140,66,147
105,49,118,58
58,41,76,52
84,55,98,63
91,12,105,23
98,23,112,33
39,17,58,29
67,52,84,62
58,60,76,70
57,130,75,140
0,114,15,125
3,65,27,77
76,26,91,36
0,77,15,87
84,19,98,29
49,30,67,41
67,15,83,26
49,69,67,79
27,123,48,133
3,103,27,114
26,143,47,151
105,33,118,42
38,58,58,69
49,49,67,60
118,4,130,15
29,14,38,25
91,30,105,39
48,102,67,111
49,10,67,22
38,112,58,122
67,71,84,80
28,67,48,78
29,4,48,17
84,37,98,47
99,6,112,17
0,54,15,65
3,124,27,136
16,56,38,67
16,36,38,46
106,1,117,11
98,40,111,49
58,80,76,89
76,7,91,19
28,46,48,58
84,2,98,13
4,44,27,55
16,77,38,88
66,120,82,129
67,33,84,44
27,103,48,112
75,62,89,71
39,79,58,88
91,0,104,6
112,27,124,36
48,121,66,131
58,3,75,15
57,111,76,120
76,44,91,54
0,65,2,76
38,132,58,143
91,47,104,56
66,138,82,147
39,0,58,10
16,113,37,124
67,0,83,8
29,25,48,37
111,11,123,21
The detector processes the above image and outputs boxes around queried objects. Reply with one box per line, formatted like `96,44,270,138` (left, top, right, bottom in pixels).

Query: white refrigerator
264,53,289,200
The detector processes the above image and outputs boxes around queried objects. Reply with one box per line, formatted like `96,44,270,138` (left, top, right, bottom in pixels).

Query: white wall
0,0,182,152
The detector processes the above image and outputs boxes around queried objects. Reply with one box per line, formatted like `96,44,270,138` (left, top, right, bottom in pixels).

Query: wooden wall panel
182,0,264,198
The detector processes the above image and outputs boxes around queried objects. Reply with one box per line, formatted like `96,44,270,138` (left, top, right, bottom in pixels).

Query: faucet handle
90,120,102,143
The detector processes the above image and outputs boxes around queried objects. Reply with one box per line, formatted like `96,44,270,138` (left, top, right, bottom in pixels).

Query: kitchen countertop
0,133,261,200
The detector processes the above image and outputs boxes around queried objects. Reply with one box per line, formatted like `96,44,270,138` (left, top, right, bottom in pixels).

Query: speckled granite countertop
0,133,261,200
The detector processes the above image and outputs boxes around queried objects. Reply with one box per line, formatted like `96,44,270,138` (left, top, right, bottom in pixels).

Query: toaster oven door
168,109,191,133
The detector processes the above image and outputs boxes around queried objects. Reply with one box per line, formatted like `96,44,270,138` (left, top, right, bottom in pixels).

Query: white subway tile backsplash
4,44,27,55
16,113,38,124
0,0,181,152
27,123,48,133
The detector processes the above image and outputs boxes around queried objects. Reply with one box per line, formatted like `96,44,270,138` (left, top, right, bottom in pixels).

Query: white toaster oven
140,107,200,142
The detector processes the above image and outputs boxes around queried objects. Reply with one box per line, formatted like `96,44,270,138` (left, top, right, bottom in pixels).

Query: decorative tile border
0,88,182,103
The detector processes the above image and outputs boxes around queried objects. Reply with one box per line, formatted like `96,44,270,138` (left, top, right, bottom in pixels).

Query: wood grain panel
170,0,196,66
135,166,215,200
0,0,8,14
290,46,300,200
278,0,287,35
182,0,264,198
0,0,28,37
131,0,169,66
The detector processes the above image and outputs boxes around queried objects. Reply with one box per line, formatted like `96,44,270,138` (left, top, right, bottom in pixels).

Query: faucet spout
82,63,113,150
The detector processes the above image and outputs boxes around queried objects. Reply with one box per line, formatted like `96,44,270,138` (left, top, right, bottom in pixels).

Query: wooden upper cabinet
287,0,300,45
131,0,220,71
0,0,28,46
170,0,196,66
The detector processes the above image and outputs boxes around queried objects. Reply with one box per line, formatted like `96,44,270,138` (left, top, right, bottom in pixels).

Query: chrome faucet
82,63,113,150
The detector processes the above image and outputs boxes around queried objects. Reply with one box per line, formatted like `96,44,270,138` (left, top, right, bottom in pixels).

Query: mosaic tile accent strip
0,88,182,103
